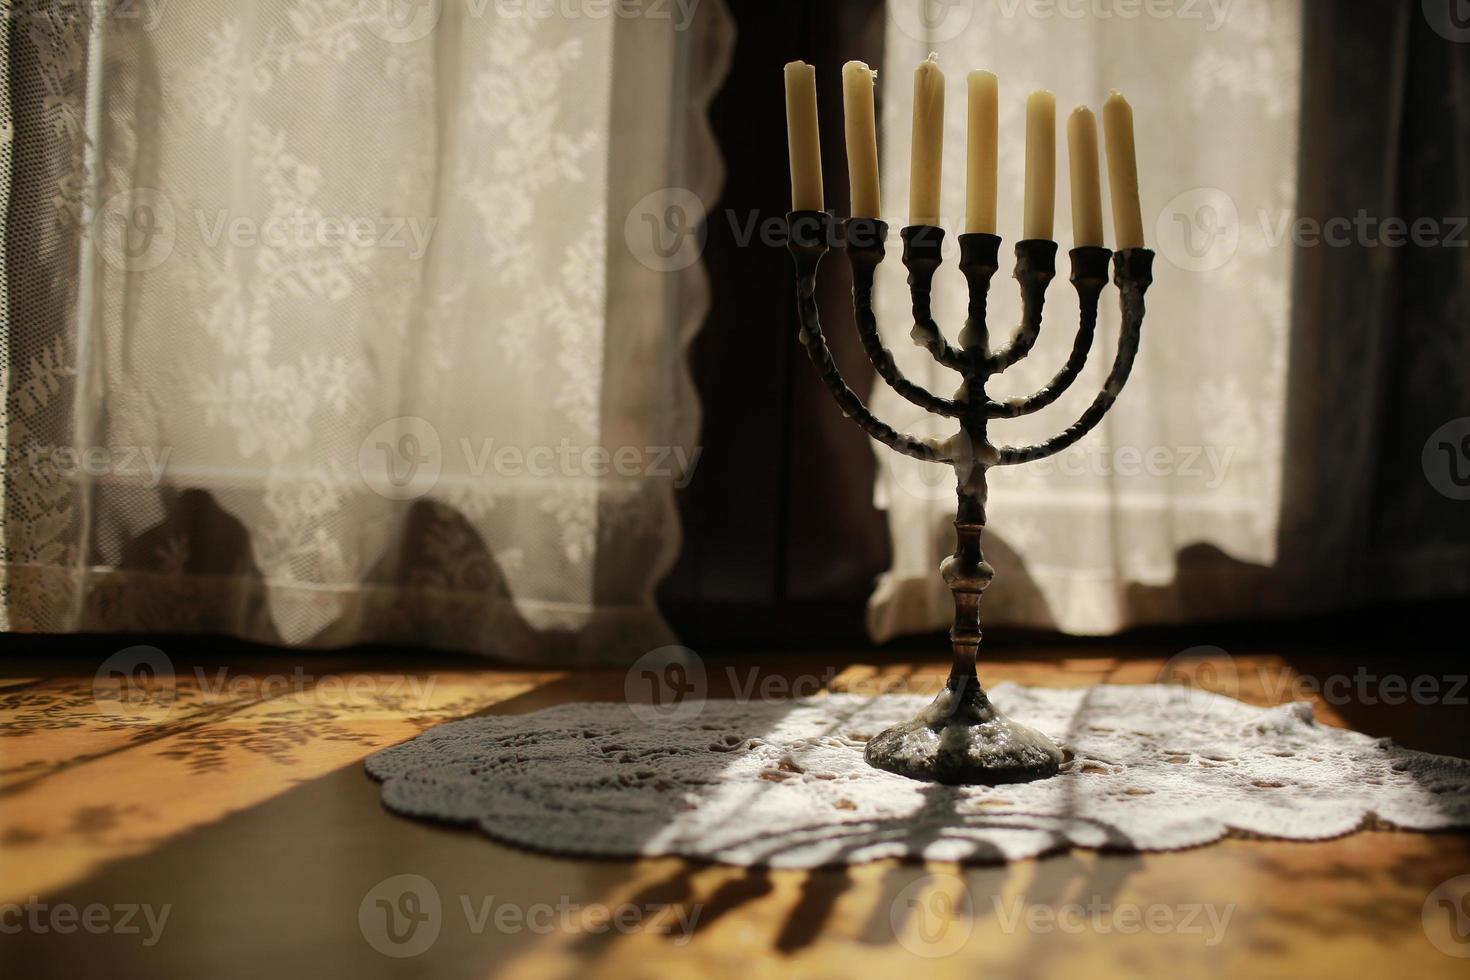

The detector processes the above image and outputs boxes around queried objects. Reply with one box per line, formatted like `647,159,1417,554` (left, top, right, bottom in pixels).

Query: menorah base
864,673,1064,785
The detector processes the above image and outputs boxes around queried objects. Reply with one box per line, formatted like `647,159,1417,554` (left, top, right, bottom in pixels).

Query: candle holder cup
787,210,1154,785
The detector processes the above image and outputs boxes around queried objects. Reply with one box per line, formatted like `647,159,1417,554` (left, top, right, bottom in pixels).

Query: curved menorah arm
846,219,962,419
988,240,1059,371
787,212,952,464
998,249,1155,465
901,226,966,372
990,246,1111,419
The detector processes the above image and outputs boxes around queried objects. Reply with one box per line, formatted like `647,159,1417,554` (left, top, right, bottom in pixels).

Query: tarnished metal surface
786,211,1155,784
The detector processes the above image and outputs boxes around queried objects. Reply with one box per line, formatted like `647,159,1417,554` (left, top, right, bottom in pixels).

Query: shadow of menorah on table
14,647,1470,979
1,662,1144,978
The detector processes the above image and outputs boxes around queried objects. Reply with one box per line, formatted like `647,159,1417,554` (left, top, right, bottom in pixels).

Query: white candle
842,61,881,219
1067,105,1104,247
1023,90,1056,240
1102,90,1144,248
965,70,998,234
908,53,945,227
784,61,823,212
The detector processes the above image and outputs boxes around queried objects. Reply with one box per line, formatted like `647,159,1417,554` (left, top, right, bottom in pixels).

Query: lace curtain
870,1,1302,637
1,1,731,662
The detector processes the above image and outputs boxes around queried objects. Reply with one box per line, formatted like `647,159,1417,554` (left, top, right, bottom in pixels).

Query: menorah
787,209,1154,785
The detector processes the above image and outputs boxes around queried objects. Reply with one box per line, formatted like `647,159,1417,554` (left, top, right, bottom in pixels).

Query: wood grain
2,650,1467,978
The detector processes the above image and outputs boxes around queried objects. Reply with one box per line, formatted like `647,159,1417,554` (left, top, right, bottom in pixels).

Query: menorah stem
942,487,991,683
861,236,1073,786
946,232,1004,679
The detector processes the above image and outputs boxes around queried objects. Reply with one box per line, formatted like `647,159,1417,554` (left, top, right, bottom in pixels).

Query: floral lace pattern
870,1,1302,638
0,2,732,661
368,683,1470,866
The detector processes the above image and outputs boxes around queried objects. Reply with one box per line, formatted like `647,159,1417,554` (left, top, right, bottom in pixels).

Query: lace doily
366,684,1470,866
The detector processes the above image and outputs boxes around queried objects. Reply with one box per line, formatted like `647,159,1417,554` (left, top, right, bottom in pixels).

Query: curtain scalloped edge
639,0,735,650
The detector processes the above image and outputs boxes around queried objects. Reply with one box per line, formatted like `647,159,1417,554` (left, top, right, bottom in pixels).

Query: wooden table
2,646,1467,978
